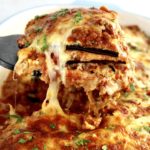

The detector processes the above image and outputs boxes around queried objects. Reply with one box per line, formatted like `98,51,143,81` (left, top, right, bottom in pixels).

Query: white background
0,0,150,24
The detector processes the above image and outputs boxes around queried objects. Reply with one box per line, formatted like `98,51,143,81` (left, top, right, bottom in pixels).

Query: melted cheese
42,50,64,115
40,29,71,116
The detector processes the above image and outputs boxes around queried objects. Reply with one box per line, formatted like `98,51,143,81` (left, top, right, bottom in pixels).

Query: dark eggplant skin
66,45,118,57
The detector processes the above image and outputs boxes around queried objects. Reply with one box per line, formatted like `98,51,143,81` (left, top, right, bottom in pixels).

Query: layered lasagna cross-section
14,6,134,129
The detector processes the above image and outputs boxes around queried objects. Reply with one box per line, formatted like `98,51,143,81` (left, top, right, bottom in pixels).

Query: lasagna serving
0,7,150,150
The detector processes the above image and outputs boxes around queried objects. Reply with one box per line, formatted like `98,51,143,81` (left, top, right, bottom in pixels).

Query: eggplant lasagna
0,7,150,150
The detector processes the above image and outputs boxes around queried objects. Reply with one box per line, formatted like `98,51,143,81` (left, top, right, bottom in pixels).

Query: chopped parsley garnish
102,145,108,150
13,129,21,135
18,136,33,144
34,15,40,19
58,8,69,16
111,19,115,22
49,123,56,129
28,136,33,141
143,126,150,133
8,114,23,123
144,87,148,91
105,125,116,130
18,138,27,144
74,11,83,24
75,139,90,146
134,127,142,132
50,8,69,20
134,126,150,133
143,94,149,101
44,144,47,150
130,83,135,92
24,41,30,48
32,147,39,150
50,15,57,21
34,14,47,20
13,129,31,135
124,83,136,97
35,26,43,33
23,131,32,134
41,35,48,51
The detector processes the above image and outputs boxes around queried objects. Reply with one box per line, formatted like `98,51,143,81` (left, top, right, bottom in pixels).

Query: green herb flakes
143,126,150,133
74,11,83,24
44,144,47,150
105,125,116,130
13,129,21,135
50,8,69,20
57,8,69,16
143,94,149,101
134,127,142,132
75,139,90,146
8,114,23,123
28,136,33,141
34,14,47,20
102,145,108,150
144,87,148,91
13,129,32,135
41,35,48,51
50,15,57,21
18,136,33,144
32,147,39,150
35,15,40,20
24,41,30,48
18,138,27,144
49,123,56,129
130,83,135,92
111,19,115,22
23,131,32,134
35,26,43,33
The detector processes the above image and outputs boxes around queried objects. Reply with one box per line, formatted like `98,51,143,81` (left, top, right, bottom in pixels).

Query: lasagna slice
16,7,127,82
14,7,134,129
15,6,131,89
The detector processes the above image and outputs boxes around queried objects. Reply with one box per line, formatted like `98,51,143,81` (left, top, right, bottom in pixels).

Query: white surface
0,0,74,23
0,0,150,24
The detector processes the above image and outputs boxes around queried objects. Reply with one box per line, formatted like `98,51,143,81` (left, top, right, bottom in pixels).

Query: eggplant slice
66,45,118,57
66,60,125,65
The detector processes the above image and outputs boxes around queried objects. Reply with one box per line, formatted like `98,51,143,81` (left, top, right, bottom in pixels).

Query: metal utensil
0,34,22,70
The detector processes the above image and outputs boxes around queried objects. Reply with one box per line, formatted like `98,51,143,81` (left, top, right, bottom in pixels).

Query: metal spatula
0,34,22,70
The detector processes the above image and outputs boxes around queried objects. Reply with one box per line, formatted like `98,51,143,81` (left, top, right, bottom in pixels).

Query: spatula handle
0,34,22,70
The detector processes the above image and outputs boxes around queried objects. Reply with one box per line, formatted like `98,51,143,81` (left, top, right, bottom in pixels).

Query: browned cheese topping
0,7,149,150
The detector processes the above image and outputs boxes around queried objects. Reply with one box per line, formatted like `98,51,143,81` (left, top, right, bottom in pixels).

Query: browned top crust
17,7,128,62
